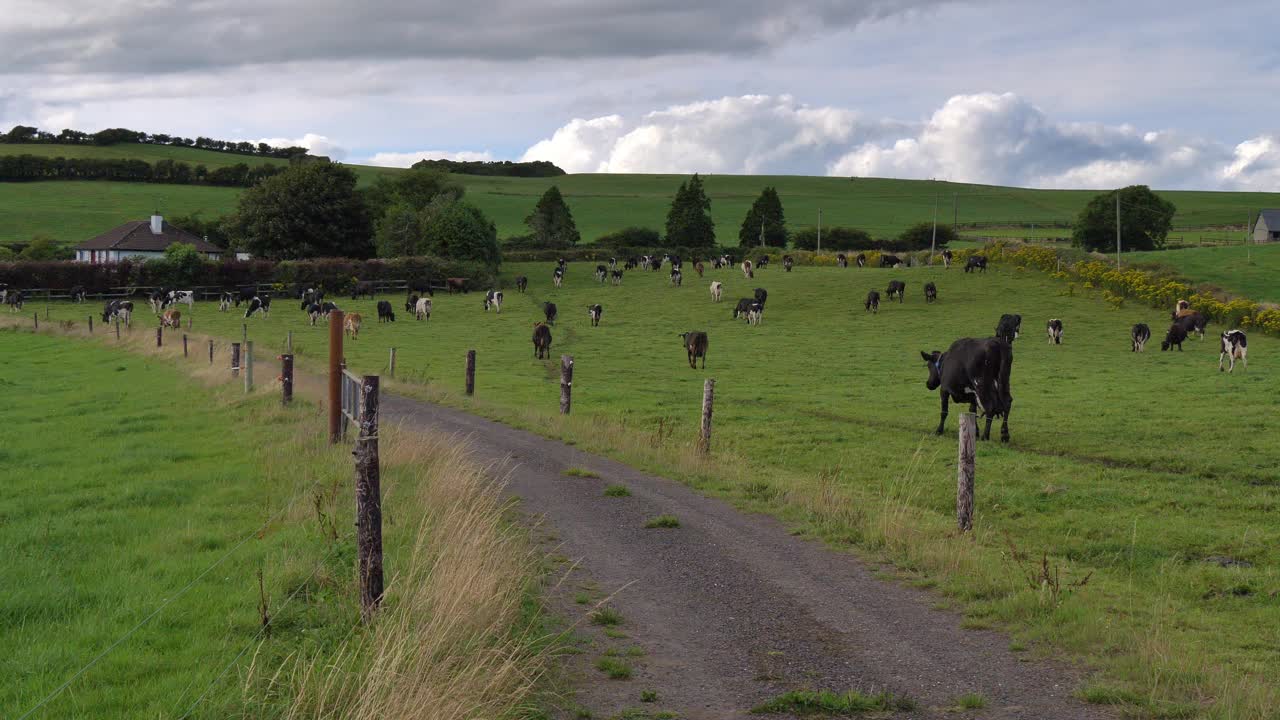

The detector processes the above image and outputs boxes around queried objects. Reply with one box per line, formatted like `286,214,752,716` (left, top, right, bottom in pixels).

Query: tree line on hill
410,158,565,177
1,125,310,159
0,153,284,187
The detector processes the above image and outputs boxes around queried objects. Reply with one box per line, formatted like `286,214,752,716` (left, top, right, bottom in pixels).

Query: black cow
1171,311,1208,340
680,331,709,369
941,249,953,269
532,322,553,359
865,291,880,313
995,314,1022,344
515,275,528,293
965,256,988,273
588,304,603,327
244,295,271,319
855,253,866,268
886,280,906,302
783,255,794,272
625,258,638,271
669,254,682,270
352,281,375,300
837,253,848,268
753,288,768,306
377,300,395,322
733,298,754,321
757,255,770,269
543,301,558,325
921,338,1013,442
1046,318,1063,345
235,286,256,307
1219,330,1248,372
6,289,25,312
1131,323,1151,352
880,254,903,268
924,282,938,303
649,257,662,271
408,279,434,297
70,285,87,303
1162,323,1189,351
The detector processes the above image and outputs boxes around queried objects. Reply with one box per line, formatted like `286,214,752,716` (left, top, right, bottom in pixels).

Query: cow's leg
701,354,706,370
935,393,949,436
1000,400,1012,442
983,414,994,441
1220,351,1226,372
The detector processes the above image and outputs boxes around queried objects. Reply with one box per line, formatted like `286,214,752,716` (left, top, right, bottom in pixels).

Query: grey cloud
0,0,955,73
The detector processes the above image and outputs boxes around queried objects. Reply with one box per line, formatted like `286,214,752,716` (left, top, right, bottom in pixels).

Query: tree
525,185,580,247
738,187,787,247
1073,185,1175,252
20,235,71,260
373,201,425,258
169,211,230,249
150,242,210,286
418,201,501,267
597,227,661,249
0,245,16,261
664,174,715,248
897,222,957,251
791,226,872,250
225,162,373,259
363,167,464,221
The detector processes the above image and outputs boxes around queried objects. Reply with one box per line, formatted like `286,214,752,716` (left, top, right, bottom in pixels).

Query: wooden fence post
182,334,188,358
242,323,248,347
88,315,93,333
187,316,192,330
208,339,214,365
281,354,294,405
465,350,476,395
155,327,162,348
45,305,49,320
698,378,715,455
354,375,384,619
231,342,241,378
388,347,397,378
559,355,573,414
957,412,977,532
115,319,120,340
33,313,38,330
287,330,293,353
328,311,345,445
244,341,254,393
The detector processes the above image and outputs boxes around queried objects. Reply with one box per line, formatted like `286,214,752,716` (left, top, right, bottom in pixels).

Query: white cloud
362,149,496,167
251,133,347,160
1223,136,1280,191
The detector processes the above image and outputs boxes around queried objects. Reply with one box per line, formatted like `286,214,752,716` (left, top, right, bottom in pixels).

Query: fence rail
3,279,442,303
339,368,364,440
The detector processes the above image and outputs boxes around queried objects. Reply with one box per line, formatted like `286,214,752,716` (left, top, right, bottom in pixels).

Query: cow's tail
996,342,1013,417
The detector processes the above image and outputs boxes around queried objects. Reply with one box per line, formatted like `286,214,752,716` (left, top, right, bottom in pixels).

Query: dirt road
384,393,1109,719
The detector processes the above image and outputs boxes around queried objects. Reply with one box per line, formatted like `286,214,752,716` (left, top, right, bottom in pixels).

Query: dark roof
1258,210,1280,230
77,220,223,253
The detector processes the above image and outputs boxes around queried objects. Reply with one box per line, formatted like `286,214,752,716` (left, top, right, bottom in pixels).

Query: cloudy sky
2,0,1278,189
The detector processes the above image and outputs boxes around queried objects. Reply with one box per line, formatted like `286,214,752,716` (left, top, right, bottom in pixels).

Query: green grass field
29,259,1280,715
0,331,356,719
1129,243,1280,303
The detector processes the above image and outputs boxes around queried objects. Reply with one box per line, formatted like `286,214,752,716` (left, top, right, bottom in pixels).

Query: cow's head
920,351,944,390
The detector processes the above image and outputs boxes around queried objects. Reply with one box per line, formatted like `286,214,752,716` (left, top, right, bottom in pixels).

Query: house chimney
150,213,163,234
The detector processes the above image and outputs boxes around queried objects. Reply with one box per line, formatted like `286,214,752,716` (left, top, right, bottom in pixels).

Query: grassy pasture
32,259,1280,714
1129,243,1280,303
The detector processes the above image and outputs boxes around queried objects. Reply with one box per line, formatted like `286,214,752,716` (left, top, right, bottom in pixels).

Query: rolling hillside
2,142,1278,250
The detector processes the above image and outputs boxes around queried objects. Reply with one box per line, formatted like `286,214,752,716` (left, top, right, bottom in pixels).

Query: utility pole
1246,212,1252,263
953,193,958,234
817,208,822,253
930,194,939,263
1115,193,1121,268
760,219,765,248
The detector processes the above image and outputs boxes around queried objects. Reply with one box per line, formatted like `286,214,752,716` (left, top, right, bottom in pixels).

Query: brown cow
445,278,468,294
694,261,705,277
680,331,709,369
344,312,363,340
160,309,181,328
532,322,552,359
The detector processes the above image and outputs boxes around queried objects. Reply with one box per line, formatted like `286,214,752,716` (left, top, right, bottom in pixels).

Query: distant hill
410,158,565,177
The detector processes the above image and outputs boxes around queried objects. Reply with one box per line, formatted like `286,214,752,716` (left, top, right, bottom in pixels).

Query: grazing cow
148,288,169,314
244,295,271,319
1046,318,1063,345
741,260,754,279
783,255,794,272
886,280,906,303
733,298,754,321
1174,299,1191,316
1219,330,1248,373
587,304,603,327
837,253,848,268
302,288,324,310
995,314,1022,344
595,265,608,283
625,258,638,271
404,294,420,312
756,255,770,269
964,255,988,273
515,275,529,293
344,312,363,340
414,297,432,321
920,338,1013,442
680,331,709,369
408,279,434,297
101,300,133,324
553,267,564,288
70,285,87,303
235,286,256,307
167,290,195,311
924,282,938,304
670,268,683,287
865,291,880,313
720,253,734,267
1162,322,1189,351
753,288,768,306
709,281,723,302
483,290,503,313
6,289,25,312
694,261,705,277
611,270,623,285
351,281,374,300
746,301,764,326
219,292,234,312
543,301,558,325
880,254,903,268
649,257,662,271
160,309,181,329
0,283,6,304
1171,311,1208,339
445,278,468,294
1131,323,1151,352
855,253,867,268
377,300,396,322
608,257,618,269
307,303,324,325
557,257,567,270
941,249,953,269
532,322,553,359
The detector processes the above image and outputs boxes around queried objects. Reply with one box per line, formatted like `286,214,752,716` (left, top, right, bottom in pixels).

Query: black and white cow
753,288,768,306
921,338,1013,442
1161,322,1188,351
166,290,195,311
608,257,618,269
484,290,503,313
680,331,709,369
649,256,662,271
865,291,880,313
733,298,754,321
880,254,903,268
746,301,764,326
148,287,169,314
101,299,133,324
1219,330,1247,373
941,249,953,269
404,294,420,313
595,265,608,283
70,285,87,303
756,255,770,269
301,288,324,310
219,291,234,312
587,304,603,327
837,253,848,268
244,294,271,319
886,280,906,303
1045,318,1063,345
543,301,558,325
924,282,938,304
515,275,529,293
0,283,7,304
964,255,988,273
413,297,432,321
670,267,683,286
995,314,1022,344
855,253,867,268
783,255,794,272
1131,323,1151,352
611,270,623,285
377,300,395,322
6,289,25,312
553,267,565,288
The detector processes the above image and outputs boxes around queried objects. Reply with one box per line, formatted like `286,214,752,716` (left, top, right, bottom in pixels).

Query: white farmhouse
74,214,223,263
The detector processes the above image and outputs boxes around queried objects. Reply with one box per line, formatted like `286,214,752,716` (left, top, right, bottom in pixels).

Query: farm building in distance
1252,210,1280,244
74,214,224,263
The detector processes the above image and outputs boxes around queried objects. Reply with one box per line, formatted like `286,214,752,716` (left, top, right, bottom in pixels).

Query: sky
2,0,1278,190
